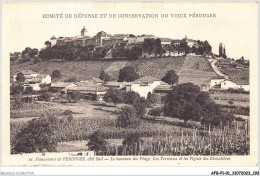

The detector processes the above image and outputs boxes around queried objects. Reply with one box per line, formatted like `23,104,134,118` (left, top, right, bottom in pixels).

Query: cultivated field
11,57,185,82
11,56,216,86
178,56,217,85
210,93,249,107
10,101,249,155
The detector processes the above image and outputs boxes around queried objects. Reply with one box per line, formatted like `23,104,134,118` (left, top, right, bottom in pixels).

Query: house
172,39,181,46
13,70,38,82
220,80,239,90
182,36,197,47
36,74,51,85
160,38,172,45
50,82,77,93
130,76,162,98
153,81,172,93
220,79,249,92
67,82,108,101
142,51,156,58
89,77,104,85
233,79,250,92
13,70,51,91
49,36,57,46
210,76,225,88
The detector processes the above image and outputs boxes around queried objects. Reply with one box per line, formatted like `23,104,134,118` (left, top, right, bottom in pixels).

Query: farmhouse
160,38,172,45
50,82,77,93
14,70,51,91
130,76,162,98
220,79,249,92
210,76,225,88
67,82,108,101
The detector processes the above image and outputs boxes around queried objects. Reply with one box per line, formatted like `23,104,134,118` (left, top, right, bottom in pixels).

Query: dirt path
210,59,229,79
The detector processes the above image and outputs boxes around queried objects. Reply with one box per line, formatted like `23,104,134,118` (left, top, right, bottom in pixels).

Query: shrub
13,116,58,153
149,107,162,120
133,97,147,117
116,106,138,128
118,66,139,82
11,83,24,95
123,91,141,105
51,70,62,80
87,130,107,153
39,91,52,101
104,88,123,106
21,97,32,103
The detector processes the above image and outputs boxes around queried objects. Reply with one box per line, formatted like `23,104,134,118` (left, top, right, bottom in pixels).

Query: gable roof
67,85,108,92
90,77,103,83
51,82,75,88
135,76,160,84
36,74,49,79
160,38,172,42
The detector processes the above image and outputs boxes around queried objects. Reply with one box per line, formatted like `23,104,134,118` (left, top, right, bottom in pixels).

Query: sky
2,2,258,60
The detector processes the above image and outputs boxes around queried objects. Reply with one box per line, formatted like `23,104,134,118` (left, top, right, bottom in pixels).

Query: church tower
81,26,88,37
219,43,223,56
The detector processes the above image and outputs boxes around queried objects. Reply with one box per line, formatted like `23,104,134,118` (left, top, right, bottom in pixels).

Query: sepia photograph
1,1,258,170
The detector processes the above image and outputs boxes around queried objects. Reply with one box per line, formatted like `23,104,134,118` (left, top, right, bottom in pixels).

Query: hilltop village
10,27,250,155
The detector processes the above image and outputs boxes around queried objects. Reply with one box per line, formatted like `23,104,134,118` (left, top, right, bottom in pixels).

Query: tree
161,70,179,86
123,91,141,105
118,66,139,82
87,130,107,153
99,69,112,82
133,97,147,117
103,88,123,106
149,107,162,120
13,117,58,153
11,82,24,95
116,106,138,128
146,92,157,107
51,70,62,80
164,83,213,124
16,72,25,82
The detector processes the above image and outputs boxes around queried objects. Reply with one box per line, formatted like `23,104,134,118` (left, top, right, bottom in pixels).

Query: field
10,101,249,155
11,56,216,86
178,56,217,85
221,67,249,82
210,93,250,107
10,101,63,118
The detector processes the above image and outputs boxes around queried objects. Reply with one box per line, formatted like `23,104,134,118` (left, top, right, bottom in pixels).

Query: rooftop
51,82,75,88
135,76,160,84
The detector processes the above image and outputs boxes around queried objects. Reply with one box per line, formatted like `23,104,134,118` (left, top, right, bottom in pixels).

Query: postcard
1,1,258,167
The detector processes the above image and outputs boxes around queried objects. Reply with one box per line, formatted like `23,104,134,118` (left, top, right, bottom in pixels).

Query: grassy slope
11,56,216,86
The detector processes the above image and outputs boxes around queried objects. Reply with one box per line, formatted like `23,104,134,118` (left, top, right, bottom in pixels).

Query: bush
133,97,147,117
123,91,141,105
149,108,162,119
116,106,139,128
21,97,32,103
51,70,62,80
13,117,58,153
39,92,52,101
104,88,123,106
11,83,24,95
87,130,107,153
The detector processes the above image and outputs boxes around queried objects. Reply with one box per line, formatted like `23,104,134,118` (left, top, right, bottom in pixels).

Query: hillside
11,56,216,86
